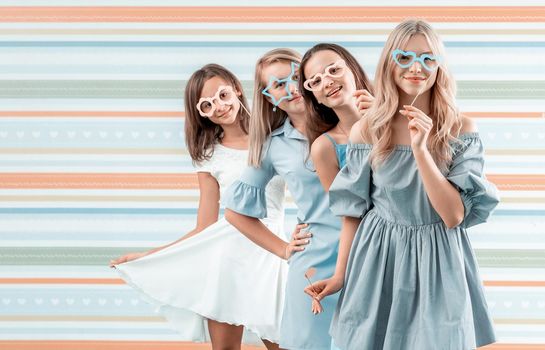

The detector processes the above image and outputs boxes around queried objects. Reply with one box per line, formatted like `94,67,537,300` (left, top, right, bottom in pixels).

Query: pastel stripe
0,342,539,350
2,41,544,47
0,341,263,350
1,7,544,23
1,111,543,118
2,28,545,35
2,278,545,287
1,80,543,99
1,248,543,268
0,173,540,190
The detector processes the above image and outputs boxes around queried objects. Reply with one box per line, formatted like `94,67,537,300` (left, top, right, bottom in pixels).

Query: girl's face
198,76,242,126
303,50,357,109
393,34,439,98
261,61,305,115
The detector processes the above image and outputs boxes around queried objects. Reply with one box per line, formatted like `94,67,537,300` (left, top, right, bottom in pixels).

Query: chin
287,104,304,114
295,105,306,113
219,114,238,125
401,85,425,97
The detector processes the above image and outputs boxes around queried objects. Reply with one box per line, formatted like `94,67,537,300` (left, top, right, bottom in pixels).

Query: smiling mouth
326,86,343,97
404,76,426,82
217,106,232,118
289,95,302,102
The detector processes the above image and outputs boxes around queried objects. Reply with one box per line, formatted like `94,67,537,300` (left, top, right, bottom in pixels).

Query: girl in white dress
110,64,308,349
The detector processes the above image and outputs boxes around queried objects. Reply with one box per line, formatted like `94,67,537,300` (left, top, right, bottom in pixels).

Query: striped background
0,1,544,349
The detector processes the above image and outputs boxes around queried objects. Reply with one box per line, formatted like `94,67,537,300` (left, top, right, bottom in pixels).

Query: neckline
349,132,480,151
217,143,248,152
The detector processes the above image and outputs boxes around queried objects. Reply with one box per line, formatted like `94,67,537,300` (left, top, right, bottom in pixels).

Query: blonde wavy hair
361,19,462,172
248,48,302,167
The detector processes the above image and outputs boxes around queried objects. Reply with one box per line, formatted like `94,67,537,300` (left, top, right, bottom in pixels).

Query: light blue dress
324,132,347,168
328,133,499,350
225,118,341,350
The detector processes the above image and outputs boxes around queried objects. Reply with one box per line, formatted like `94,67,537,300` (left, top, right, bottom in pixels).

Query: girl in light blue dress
299,43,374,350
306,20,500,350
299,43,374,189
224,48,343,350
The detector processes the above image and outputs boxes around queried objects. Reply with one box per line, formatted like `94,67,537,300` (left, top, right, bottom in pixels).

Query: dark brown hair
299,43,374,146
184,64,249,164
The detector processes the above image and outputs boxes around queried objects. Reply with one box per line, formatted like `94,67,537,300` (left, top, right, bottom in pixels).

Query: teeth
328,87,341,97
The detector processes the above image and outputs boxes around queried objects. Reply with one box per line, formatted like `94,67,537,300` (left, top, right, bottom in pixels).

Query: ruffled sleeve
446,133,500,228
329,144,373,218
224,139,277,219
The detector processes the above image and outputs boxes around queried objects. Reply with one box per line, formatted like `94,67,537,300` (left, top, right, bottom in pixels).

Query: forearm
413,148,464,228
225,209,288,259
145,227,201,255
333,216,361,279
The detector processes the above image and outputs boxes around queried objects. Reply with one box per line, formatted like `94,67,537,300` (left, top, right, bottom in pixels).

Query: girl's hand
400,105,433,151
284,223,312,260
109,252,148,267
303,275,344,313
353,89,374,114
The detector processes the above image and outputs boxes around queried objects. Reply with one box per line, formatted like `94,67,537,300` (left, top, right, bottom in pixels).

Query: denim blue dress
324,133,347,168
225,118,341,350
328,133,499,350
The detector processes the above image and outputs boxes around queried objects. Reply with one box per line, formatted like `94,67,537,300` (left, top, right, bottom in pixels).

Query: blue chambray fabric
328,133,499,350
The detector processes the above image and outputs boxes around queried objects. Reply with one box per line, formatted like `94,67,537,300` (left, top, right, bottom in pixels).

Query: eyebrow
275,73,294,82
406,50,433,55
309,61,336,79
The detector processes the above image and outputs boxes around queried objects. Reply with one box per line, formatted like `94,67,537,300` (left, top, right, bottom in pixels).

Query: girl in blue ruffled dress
306,19,500,350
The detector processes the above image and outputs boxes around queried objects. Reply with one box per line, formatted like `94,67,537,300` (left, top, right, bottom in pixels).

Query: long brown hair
184,64,249,164
299,43,373,147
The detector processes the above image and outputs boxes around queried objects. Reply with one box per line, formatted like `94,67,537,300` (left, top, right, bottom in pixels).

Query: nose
288,81,298,94
322,76,334,90
409,60,422,73
214,100,228,112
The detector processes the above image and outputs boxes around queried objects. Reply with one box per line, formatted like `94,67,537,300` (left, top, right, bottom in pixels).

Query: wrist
411,144,428,157
281,242,290,260
332,273,344,283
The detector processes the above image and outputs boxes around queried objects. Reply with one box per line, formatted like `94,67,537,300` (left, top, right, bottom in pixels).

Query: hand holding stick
305,267,323,314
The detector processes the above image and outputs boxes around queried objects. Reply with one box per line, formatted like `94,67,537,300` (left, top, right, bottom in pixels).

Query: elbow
224,209,245,229
444,211,464,229
224,209,235,225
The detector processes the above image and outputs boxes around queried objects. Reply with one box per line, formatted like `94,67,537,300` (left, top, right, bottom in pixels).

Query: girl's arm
149,171,220,250
403,106,473,228
332,217,361,280
110,171,219,266
412,149,464,228
225,209,311,260
304,216,361,302
311,135,341,192
304,124,368,303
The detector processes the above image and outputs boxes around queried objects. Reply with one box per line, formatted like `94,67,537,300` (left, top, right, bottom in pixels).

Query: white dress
115,143,288,345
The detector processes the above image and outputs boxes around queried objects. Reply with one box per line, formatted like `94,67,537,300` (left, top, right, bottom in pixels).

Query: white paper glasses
303,60,347,92
196,85,249,118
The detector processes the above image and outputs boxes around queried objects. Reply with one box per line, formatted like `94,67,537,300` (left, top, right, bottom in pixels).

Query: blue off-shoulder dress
328,133,500,350
225,118,342,350
323,132,347,169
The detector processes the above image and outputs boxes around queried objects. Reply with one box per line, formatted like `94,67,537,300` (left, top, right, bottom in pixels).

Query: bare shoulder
349,119,370,144
459,114,478,134
311,133,336,160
